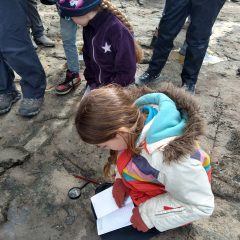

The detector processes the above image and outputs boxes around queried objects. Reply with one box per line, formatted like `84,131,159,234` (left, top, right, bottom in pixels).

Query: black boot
136,71,160,86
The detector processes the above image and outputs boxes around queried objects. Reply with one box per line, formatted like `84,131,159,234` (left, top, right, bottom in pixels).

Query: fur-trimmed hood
133,83,205,163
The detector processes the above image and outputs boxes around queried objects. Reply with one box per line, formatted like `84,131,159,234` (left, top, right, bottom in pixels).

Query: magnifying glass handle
79,181,90,190
74,175,101,185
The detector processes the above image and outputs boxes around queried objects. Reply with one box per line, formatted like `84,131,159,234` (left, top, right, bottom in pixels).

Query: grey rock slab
0,147,30,171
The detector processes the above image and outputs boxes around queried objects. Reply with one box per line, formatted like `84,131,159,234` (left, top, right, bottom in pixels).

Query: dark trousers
27,0,44,38
0,0,46,99
148,0,225,85
91,183,160,240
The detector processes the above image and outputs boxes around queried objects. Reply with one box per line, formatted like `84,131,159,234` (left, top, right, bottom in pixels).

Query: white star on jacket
102,42,112,53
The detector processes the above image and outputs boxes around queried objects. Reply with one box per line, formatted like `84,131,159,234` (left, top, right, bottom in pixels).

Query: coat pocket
155,206,186,217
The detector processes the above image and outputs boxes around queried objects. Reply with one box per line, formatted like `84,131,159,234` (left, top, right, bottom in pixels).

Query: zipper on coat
92,36,102,84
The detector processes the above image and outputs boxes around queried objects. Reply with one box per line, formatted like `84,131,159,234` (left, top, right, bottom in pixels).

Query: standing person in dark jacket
56,0,142,94
137,0,225,94
0,0,46,117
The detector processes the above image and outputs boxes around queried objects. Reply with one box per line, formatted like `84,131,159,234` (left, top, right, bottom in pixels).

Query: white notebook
90,186,134,235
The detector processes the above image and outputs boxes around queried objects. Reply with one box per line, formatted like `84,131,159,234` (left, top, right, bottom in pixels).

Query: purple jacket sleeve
82,30,96,88
110,26,136,86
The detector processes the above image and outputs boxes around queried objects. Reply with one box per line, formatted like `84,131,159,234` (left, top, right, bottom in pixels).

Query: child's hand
112,178,129,208
130,207,149,232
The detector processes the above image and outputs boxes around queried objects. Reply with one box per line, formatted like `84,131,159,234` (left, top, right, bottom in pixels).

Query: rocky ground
0,0,240,239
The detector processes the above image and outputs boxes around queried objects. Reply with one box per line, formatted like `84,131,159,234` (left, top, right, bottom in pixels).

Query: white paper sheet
96,203,134,235
90,186,134,235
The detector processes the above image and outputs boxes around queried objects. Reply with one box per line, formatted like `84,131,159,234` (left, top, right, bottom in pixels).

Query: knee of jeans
62,41,78,51
156,36,174,49
186,38,209,49
61,32,76,43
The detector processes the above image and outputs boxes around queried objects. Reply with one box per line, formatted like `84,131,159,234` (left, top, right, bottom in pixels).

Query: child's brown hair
75,85,151,178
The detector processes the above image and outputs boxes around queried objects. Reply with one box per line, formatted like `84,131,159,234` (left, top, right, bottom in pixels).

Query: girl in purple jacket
57,0,142,93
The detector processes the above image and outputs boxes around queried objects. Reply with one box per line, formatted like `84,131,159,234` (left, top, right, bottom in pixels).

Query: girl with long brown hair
56,0,142,95
75,83,214,239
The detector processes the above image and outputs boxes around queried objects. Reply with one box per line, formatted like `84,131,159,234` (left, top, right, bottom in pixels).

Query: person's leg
60,17,80,73
138,0,190,84
4,31,46,116
55,17,81,95
150,0,166,48
100,226,160,240
0,0,45,116
0,55,16,95
0,54,21,114
148,0,190,74
16,0,38,49
181,0,226,88
27,0,55,47
179,40,188,56
3,32,46,100
27,0,44,39
0,0,27,94
17,0,28,16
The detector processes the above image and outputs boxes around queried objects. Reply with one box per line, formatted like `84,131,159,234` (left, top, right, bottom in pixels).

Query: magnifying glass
68,175,101,200
68,181,90,200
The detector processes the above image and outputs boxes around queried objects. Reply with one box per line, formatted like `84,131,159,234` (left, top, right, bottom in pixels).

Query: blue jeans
148,0,225,85
60,17,80,73
0,0,46,99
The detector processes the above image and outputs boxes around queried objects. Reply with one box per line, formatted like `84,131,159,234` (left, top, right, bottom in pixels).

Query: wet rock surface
0,1,240,239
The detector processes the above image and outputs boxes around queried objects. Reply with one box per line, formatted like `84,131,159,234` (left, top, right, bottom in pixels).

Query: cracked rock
0,191,11,223
0,147,30,171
